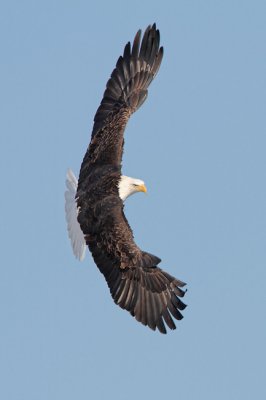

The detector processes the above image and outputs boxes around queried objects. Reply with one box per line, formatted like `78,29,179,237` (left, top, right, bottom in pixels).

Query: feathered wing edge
91,23,164,138
65,169,86,261
77,24,164,182
95,247,187,334
109,264,186,334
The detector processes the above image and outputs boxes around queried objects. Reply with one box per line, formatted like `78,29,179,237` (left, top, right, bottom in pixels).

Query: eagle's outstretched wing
78,24,163,189
82,197,186,334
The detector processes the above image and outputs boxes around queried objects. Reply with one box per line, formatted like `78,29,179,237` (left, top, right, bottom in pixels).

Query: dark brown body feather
77,24,186,333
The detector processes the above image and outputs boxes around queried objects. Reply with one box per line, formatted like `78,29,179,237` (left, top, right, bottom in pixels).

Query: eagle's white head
118,175,147,201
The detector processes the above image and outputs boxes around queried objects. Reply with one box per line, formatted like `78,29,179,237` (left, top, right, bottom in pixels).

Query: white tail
65,169,86,261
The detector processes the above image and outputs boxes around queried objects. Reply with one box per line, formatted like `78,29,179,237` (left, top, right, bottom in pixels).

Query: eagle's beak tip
141,184,147,194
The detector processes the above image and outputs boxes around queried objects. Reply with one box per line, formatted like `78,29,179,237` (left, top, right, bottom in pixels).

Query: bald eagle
65,24,187,333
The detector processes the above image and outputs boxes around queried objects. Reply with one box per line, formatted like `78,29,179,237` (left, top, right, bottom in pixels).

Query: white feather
64,169,86,261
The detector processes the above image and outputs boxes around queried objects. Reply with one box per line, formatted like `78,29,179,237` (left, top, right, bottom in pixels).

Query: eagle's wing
78,24,163,187
78,196,186,334
65,169,86,261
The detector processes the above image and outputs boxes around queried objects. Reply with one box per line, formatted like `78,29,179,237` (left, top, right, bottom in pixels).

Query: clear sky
1,1,266,399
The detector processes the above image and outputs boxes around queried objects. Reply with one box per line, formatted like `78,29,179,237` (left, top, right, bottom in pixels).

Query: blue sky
1,1,266,399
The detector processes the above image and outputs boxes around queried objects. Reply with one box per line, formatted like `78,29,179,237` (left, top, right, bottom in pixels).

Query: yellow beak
138,184,147,193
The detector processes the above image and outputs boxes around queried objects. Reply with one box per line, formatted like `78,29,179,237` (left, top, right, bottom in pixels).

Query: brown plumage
76,24,187,334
